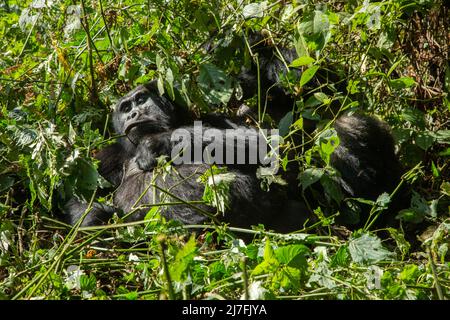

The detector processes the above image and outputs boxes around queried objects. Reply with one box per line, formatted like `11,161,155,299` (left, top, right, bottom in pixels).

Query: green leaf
415,131,436,150
251,258,279,276
169,235,197,282
348,233,394,265
316,129,340,165
431,161,440,178
396,208,425,224
252,240,278,276
294,32,309,58
313,10,330,34
313,92,329,103
320,174,343,204
401,109,425,128
197,63,233,105
290,56,315,67
242,2,267,19
263,238,275,261
165,67,175,101
375,192,391,209
330,245,350,267
79,274,96,292
278,111,293,136
387,228,410,259
390,77,416,90
298,168,324,190
300,65,319,87
275,244,309,270
396,192,429,223
0,175,14,193
399,264,420,284
434,130,450,144
347,80,361,94
293,117,303,130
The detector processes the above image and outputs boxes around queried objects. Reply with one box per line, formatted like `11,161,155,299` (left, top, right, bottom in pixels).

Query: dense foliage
0,0,449,300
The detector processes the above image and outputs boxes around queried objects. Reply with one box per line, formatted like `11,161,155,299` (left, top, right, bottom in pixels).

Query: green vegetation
0,0,449,300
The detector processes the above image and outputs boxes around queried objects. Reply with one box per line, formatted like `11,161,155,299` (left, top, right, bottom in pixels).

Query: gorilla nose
128,111,138,120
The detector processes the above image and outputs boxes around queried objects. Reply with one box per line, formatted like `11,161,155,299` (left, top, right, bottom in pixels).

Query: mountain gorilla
65,81,310,230
64,82,402,230
64,34,404,231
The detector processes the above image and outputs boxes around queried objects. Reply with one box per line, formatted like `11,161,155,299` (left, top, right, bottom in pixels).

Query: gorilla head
112,83,179,145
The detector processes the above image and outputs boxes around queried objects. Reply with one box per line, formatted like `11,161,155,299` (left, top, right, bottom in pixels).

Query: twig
158,236,175,300
241,257,249,300
80,0,98,102
427,246,445,300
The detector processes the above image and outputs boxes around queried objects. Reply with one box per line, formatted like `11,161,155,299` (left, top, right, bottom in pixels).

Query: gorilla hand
135,132,172,171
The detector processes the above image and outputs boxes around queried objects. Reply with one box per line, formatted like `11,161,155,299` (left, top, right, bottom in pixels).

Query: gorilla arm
63,143,129,227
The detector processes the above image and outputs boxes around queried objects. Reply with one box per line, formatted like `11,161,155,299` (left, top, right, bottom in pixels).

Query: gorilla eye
119,101,132,113
135,93,148,105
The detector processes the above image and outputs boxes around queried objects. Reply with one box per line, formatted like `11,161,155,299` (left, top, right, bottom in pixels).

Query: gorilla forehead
114,83,153,111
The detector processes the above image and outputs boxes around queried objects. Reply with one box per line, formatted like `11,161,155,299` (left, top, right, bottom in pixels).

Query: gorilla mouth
125,119,169,145
124,119,158,136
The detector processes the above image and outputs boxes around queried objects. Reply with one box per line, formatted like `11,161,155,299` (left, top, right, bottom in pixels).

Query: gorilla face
112,83,177,144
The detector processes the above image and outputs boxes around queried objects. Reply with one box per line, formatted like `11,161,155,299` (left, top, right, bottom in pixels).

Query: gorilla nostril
131,112,138,118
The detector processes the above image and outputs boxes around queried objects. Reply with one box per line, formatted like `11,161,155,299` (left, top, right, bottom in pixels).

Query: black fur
63,35,406,231
63,82,404,231
64,82,309,231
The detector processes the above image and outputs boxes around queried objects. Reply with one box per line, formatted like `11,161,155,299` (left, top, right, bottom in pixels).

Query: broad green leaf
313,10,330,34
197,63,233,105
275,244,309,270
251,258,279,276
434,130,450,144
396,208,425,224
300,65,319,87
0,175,14,193
399,265,420,284
242,2,267,18
330,245,350,267
313,92,329,103
320,174,343,204
396,192,429,223
165,67,175,101
263,238,275,261
416,131,436,150
169,235,197,282
348,233,394,265
290,56,315,67
293,118,303,130
294,31,309,58
387,228,411,259
278,111,293,136
401,109,425,128
252,239,278,276
390,77,416,90
375,192,391,209
298,168,324,190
